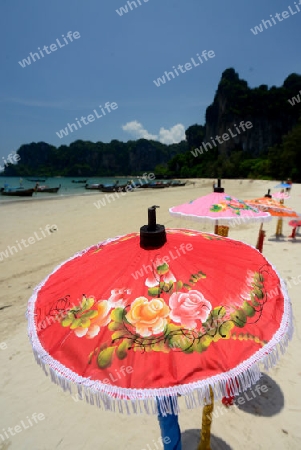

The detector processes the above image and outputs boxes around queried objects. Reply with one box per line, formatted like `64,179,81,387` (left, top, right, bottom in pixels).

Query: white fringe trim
169,208,272,227
27,230,293,415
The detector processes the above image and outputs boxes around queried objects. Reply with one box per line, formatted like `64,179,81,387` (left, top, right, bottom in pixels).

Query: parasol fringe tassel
143,398,151,414
95,392,101,409
169,209,272,226
28,321,293,414
77,385,83,400
150,398,158,415
117,399,123,413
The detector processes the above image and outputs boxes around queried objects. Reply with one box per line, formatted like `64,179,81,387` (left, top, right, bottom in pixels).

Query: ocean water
0,176,145,204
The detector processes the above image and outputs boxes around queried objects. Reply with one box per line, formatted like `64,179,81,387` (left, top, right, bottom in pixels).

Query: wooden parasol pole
256,223,263,250
198,386,214,450
276,199,284,237
289,227,297,239
256,223,265,252
214,220,218,235
276,218,283,237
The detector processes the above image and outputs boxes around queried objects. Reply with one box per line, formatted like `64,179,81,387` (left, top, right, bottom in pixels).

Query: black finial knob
214,178,224,193
140,206,167,249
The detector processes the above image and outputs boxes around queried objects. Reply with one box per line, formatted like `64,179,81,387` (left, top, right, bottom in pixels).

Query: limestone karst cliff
205,68,301,155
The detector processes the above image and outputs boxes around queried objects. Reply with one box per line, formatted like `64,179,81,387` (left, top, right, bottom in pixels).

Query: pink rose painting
108,288,131,308
169,290,212,329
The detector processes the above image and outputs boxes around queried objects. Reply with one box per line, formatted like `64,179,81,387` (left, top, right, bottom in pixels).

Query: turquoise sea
0,176,147,204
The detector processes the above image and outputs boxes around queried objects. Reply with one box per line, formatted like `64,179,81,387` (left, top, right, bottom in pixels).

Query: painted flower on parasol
27,206,293,450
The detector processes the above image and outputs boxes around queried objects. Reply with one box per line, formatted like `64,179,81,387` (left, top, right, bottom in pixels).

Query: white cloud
122,121,185,144
122,121,157,140
158,124,186,144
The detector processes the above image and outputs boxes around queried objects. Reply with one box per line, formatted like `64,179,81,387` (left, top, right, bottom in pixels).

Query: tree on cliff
268,118,301,182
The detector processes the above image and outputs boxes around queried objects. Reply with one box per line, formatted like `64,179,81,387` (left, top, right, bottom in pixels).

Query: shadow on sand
181,429,232,450
235,373,284,416
181,374,283,448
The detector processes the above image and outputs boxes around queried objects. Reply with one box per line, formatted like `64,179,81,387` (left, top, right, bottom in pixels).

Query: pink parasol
169,181,271,227
272,192,290,200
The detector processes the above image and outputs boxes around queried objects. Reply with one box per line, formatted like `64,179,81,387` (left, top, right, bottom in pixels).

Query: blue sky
0,0,300,163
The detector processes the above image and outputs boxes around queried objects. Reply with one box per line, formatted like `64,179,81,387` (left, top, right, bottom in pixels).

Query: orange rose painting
126,297,170,336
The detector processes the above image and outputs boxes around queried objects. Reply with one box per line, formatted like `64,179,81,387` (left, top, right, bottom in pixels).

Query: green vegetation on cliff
2,139,188,177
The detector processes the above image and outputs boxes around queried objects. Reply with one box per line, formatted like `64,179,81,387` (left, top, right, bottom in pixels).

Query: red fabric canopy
27,229,292,413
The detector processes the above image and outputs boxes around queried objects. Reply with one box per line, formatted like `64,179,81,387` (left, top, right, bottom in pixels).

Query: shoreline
0,178,288,208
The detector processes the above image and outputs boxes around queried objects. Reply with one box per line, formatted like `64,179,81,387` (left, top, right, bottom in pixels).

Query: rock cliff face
205,69,301,155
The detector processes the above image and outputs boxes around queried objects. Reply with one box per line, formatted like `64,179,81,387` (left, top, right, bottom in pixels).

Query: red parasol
288,219,301,227
27,207,293,449
288,219,301,239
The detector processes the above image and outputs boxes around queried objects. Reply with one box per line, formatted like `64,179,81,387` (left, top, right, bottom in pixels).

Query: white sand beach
0,179,301,450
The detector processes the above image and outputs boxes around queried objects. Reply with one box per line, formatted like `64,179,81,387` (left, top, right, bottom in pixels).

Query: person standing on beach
157,398,182,449
286,178,292,193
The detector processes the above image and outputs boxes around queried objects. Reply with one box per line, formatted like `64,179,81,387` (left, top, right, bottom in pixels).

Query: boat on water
34,184,61,193
36,186,60,193
27,178,46,182
85,183,103,190
1,188,34,197
149,181,170,189
170,180,187,187
72,180,87,183
138,181,170,189
100,185,126,192
100,180,133,192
